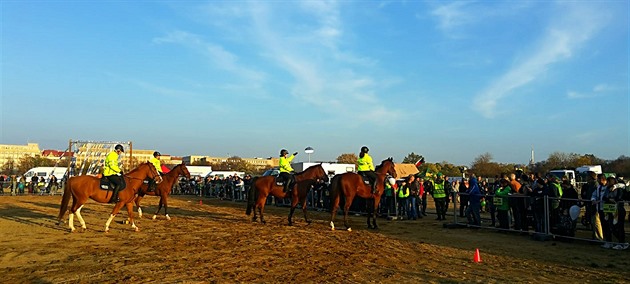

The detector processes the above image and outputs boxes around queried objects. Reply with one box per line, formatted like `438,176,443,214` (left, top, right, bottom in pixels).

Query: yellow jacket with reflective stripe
357,154,374,171
150,157,162,173
279,155,295,173
103,151,121,176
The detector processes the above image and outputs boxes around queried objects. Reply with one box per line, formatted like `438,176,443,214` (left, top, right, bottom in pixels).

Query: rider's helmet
280,149,289,156
361,146,369,153
153,151,161,157
115,144,124,152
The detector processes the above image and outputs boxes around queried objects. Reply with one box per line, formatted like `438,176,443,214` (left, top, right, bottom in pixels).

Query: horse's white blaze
105,214,115,232
75,205,87,229
69,213,76,232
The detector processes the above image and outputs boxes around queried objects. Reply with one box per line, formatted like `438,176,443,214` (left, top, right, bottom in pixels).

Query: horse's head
378,158,396,179
180,163,192,180
144,162,163,184
315,164,329,183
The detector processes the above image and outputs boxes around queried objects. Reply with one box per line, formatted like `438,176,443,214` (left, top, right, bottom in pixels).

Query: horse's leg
163,195,171,221
68,195,79,232
105,202,125,233
259,203,266,224
302,198,311,224
153,197,163,220
126,202,139,231
74,205,88,231
330,193,340,231
344,195,355,231
366,200,373,229
136,196,143,218
288,195,299,226
372,197,381,229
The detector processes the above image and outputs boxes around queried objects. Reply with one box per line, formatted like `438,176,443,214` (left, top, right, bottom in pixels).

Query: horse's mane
127,162,152,174
295,163,324,176
375,157,394,171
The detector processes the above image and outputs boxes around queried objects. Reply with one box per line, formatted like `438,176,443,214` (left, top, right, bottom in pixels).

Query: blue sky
1,1,628,165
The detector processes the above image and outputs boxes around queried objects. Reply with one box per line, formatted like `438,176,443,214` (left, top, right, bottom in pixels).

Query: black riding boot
109,187,120,203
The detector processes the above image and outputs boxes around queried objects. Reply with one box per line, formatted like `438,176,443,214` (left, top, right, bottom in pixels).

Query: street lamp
304,147,314,163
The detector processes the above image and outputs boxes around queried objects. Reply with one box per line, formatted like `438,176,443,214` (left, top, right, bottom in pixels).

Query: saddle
99,176,126,191
358,172,371,185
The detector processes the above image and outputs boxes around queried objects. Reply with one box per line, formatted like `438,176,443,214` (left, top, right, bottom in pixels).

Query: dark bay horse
57,162,162,232
135,163,191,221
329,158,396,231
246,164,328,225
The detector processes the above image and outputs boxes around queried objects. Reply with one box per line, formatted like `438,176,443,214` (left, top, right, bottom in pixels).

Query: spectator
591,174,611,248
407,175,419,220
420,178,429,217
519,174,534,232
509,173,523,230
580,172,598,230
546,174,562,229
432,173,448,221
416,178,424,219
459,178,469,217
443,175,453,214
495,178,511,230
560,178,578,213
397,180,409,220
606,177,627,250
466,174,482,227
382,179,395,217
47,174,59,195
234,176,244,201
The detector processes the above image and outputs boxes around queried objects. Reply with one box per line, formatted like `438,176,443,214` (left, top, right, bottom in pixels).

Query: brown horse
246,164,329,225
329,158,396,231
135,163,191,221
57,162,162,232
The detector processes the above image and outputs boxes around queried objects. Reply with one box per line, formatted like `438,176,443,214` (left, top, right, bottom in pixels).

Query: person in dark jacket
459,179,469,217
465,174,482,226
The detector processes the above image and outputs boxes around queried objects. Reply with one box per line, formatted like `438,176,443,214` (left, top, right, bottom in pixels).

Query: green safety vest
433,181,446,198
398,186,409,198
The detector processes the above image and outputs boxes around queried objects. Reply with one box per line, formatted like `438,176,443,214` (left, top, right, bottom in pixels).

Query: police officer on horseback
104,144,124,203
279,149,298,193
358,146,378,194
148,151,163,192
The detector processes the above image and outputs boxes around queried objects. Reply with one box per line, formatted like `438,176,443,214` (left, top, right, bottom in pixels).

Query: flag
415,157,425,167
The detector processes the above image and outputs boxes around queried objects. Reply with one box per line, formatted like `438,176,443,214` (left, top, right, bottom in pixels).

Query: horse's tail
57,178,72,224
329,174,342,203
246,177,259,215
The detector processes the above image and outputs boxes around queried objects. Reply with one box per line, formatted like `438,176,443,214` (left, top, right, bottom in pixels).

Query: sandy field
1,194,628,283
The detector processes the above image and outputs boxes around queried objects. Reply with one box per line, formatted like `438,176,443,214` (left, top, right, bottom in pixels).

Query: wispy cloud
567,83,617,99
153,30,266,83
243,1,399,125
472,3,611,118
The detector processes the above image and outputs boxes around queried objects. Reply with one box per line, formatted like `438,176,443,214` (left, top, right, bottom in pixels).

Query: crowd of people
0,174,62,196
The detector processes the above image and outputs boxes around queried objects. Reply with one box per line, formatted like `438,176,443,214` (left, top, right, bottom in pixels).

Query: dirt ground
1,195,628,283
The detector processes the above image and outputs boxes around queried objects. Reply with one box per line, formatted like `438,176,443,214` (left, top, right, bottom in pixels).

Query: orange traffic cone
473,248,482,263
199,200,203,205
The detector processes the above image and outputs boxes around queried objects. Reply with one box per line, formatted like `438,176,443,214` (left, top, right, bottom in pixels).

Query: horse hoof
347,228,352,232
331,227,335,231
166,215,171,221
134,227,140,232
152,215,157,220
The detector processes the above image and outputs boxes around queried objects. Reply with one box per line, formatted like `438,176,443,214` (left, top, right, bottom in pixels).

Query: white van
23,167,68,186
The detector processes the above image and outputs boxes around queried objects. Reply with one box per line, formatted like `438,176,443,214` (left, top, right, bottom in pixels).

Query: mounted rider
104,144,125,203
148,151,163,192
278,149,298,193
358,146,378,194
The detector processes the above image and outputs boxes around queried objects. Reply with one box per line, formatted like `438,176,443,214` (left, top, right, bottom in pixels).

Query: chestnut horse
57,162,162,232
329,158,396,231
246,164,328,225
135,163,191,221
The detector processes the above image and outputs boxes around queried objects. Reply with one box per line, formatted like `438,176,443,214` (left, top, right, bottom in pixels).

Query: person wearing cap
279,149,298,193
432,173,448,220
104,144,125,203
357,146,378,194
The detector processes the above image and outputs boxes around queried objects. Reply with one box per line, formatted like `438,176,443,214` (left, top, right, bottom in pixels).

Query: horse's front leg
105,202,125,233
163,195,171,221
126,202,139,231
301,199,311,224
288,195,300,226
136,196,143,218
153,198,163,220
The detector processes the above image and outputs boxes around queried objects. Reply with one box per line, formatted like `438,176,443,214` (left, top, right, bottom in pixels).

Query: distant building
0,143,42,166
